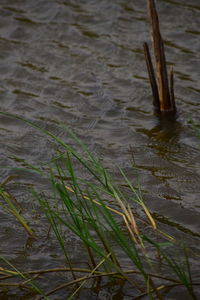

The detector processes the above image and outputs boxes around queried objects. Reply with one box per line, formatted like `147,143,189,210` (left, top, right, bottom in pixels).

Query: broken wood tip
145,0,176,116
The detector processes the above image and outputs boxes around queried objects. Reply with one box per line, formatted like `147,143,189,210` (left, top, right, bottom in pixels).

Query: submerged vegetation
0,114,199,299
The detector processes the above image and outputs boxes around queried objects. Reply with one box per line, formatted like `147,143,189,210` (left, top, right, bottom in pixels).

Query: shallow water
0,0,200,299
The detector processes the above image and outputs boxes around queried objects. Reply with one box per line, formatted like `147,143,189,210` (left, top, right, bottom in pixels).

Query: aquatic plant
0,180,36,239
0,113,199,299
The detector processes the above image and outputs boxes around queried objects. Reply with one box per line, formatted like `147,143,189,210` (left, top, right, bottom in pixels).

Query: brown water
0,0,200,299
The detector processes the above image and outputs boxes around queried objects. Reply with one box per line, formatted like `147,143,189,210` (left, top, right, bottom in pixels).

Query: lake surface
0,0,200,299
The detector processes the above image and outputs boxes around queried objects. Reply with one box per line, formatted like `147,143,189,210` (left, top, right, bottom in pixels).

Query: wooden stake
143,42,160,112
147,0,173,112
170,67,176,112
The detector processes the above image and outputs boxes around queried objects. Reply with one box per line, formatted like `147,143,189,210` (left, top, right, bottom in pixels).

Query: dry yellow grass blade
126,205,146,249
127,204,140,237
65,185,124,217
122,214,138,244
65,185,175,242
0,190,36,239
140,202,157,230
0,267,18,276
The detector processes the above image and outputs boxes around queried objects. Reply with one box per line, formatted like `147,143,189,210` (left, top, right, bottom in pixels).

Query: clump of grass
0,113,199,299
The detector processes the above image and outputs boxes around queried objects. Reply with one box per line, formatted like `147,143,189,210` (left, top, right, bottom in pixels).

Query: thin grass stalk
123,214,138,244
162,253,197,300
0,267,183,284
123,206,155,273
67,253,111,300
36,193,78,284
85,244,97,269
127,205,140,238
123,208,159,290
84,190,121,270
146,276,153,300
65,184,124,218
183,247,197,299
148,276,164,300
119,168,157,230
0,188,36,238
0,256,48,299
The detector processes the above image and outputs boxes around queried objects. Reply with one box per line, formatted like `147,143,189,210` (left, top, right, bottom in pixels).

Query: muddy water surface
0,0,200,299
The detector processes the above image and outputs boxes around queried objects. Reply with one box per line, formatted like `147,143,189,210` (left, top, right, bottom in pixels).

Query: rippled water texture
0,0,200,299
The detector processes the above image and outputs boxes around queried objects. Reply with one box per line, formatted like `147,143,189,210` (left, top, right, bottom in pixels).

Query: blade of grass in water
0,256,49,299
0,186,36,238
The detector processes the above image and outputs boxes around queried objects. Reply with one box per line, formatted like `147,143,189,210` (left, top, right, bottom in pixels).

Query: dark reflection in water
142,114,180,141
139,114,182,157
0,0,200,298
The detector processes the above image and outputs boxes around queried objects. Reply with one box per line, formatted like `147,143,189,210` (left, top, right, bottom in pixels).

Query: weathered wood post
144,0,176,114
